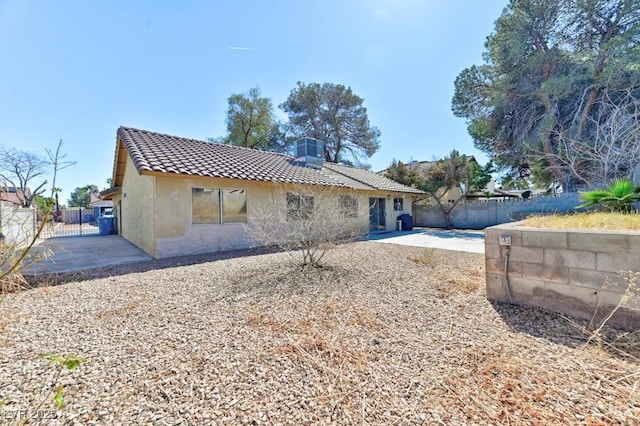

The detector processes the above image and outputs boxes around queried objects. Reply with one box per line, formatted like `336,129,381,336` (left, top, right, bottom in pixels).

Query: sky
0,0,508,204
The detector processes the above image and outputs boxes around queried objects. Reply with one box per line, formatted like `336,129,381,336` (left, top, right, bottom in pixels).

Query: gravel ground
1,242,639,425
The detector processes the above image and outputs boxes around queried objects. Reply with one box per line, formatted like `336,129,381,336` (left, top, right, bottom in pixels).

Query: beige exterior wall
152,178,381,258
154,175,268,258
116,155,156,256
115,160,418,258
485,222,640,330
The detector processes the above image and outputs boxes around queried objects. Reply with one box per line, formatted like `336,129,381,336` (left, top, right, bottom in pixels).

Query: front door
369,198,386,231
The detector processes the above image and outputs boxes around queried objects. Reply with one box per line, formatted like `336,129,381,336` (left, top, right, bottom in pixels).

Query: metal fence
44,207,109,238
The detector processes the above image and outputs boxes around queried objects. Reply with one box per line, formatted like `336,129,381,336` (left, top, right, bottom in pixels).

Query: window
192,188,220,224
222,189,247,223
393,197,404,211
339,194,358,218
287,192,314,220
192,188,247,224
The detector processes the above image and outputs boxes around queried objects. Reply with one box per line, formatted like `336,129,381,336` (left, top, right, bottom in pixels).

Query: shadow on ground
23,245,284,288
490,300,640,360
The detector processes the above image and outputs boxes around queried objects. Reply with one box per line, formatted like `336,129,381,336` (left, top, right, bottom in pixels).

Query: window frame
339,194,358,218
393,197,404,212
286,192,314,220
192,187,247,224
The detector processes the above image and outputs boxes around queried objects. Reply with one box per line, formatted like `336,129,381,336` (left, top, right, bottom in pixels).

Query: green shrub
577,179,640,213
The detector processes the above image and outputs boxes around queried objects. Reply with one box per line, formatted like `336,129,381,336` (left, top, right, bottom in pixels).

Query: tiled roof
324,163,424,194
115,127,423,194
0,187,30,205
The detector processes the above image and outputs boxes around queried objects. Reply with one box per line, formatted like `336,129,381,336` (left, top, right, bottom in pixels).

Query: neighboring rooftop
109,127,423,195
0,186,30,205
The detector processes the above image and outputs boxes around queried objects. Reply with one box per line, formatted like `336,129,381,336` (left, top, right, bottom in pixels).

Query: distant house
381,158,495,204
89,192,113,219
0,186,31,206
101,127,424,258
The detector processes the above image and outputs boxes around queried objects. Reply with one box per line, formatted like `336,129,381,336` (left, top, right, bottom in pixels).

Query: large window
339,194,358,218
393,197,404,211
192,188,246,224
287,192,314,220
192,188,220,224
222,189,247,223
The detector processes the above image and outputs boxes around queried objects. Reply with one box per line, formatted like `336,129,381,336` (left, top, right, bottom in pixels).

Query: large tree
418,151,493,229
452,0,640,191
0,146,50,207
223,87,289,152
384,159,421,187
68,185,98,208
280,82,381,164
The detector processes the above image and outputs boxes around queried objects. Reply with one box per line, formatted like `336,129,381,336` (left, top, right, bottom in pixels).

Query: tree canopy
280,82,381,164
418,151,493,228
68,185,98,208
222,87,289,153
0,146,50,207
452,0,640,190
384,160,421,187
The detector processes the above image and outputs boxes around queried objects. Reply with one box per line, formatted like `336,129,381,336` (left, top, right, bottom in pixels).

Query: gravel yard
1,242,639,425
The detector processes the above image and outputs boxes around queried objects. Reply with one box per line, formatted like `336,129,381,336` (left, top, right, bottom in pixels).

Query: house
0,186,31,206
88,192,113,219
101,127,424,258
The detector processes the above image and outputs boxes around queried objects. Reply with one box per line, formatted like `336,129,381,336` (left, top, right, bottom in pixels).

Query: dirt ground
1,242,638,424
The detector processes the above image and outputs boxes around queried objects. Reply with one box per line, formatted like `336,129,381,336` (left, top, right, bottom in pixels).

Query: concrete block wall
0,201,36,248
485,222,640,330
414,193,581,229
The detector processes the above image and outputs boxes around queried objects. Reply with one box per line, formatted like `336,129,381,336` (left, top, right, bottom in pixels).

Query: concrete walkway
22,235,152,275
365,227,485,254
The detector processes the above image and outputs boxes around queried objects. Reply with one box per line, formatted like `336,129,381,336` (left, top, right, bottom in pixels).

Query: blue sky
0,0,507,204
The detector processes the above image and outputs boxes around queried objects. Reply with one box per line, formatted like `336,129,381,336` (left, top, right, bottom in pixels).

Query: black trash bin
397,214,413,231
97,216,114,235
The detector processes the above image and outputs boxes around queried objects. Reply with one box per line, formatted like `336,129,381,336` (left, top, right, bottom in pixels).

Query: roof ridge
117,126,294,159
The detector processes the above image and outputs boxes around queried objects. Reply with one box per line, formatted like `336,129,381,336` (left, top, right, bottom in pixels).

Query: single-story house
101,127,424,258
0,186,31,206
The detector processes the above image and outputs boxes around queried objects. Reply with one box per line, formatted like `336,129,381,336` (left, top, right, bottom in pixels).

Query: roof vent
294,137,324,168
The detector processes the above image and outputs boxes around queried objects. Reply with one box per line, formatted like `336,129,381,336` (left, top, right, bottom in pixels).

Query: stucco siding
154,177,271,258
153,179,382,258
119,155,156,256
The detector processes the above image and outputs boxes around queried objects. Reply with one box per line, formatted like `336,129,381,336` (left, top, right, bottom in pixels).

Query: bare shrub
0,141,73,294
246,184,366,267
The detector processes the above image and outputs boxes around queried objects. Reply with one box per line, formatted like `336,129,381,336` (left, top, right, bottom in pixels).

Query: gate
45,207,114,238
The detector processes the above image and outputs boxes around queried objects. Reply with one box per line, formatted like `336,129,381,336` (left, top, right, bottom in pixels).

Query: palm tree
578,179,640,213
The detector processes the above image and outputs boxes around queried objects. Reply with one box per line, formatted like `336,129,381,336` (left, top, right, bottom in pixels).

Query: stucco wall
0,202,36,248
485,222,640,330
153,178,378,258
118,155,156,256
415,193,581,229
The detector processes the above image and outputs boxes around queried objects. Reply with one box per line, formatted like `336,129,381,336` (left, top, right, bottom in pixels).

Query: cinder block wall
485,222,640,330
414,193,581,229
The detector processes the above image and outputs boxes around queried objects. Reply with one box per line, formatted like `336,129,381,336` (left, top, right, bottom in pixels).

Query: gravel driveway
1,242,638,424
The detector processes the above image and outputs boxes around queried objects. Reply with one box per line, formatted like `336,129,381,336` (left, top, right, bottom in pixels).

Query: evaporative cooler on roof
294,137,324,168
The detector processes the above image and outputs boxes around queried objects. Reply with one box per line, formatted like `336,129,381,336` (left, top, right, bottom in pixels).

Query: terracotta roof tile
116,127,423,194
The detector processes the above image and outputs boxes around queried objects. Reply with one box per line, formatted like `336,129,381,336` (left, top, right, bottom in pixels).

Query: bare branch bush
547,88,640,189
0,140,73,294
567,271,640,364
246,184,366,267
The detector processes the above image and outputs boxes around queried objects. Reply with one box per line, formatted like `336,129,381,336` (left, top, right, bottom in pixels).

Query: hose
504,246,514,305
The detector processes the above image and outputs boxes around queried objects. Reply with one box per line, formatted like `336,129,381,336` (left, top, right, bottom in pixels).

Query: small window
287,192,314,220
393,197,404,211
192,188,220,224
339,194,358,218
222,189,247,223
